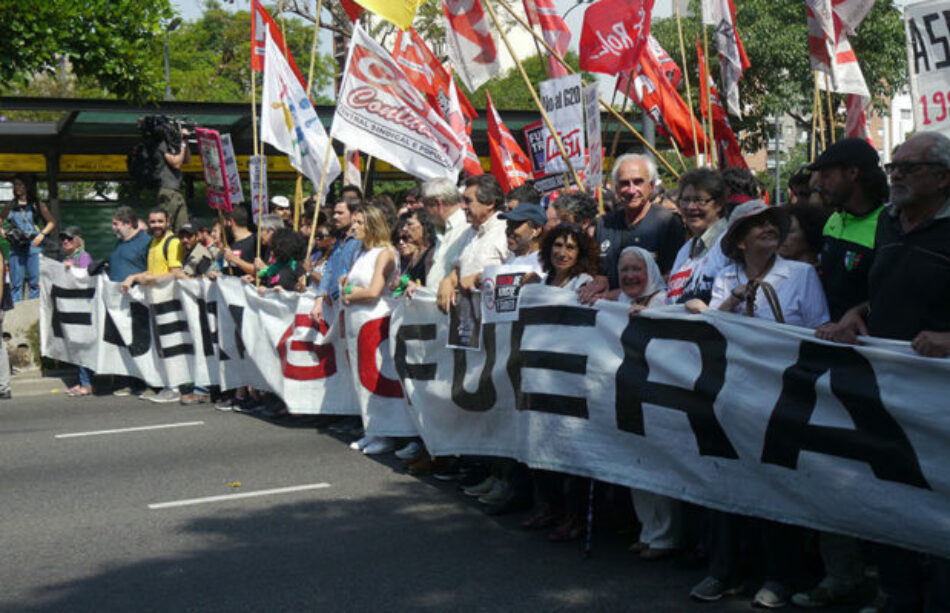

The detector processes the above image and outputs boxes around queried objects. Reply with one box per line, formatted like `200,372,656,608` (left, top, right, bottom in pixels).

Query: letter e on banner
579,0,654,75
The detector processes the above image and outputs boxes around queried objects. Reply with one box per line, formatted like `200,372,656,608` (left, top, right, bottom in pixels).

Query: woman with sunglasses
61,226,94,397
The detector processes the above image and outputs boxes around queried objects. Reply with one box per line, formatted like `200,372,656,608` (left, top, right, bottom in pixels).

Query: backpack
127,142,161,189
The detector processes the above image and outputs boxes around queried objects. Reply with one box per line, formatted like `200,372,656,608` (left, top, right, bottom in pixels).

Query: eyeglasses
884,161,946,175
60,236,74,241
678,196,717,206
314,232,329,240
396,236,410,244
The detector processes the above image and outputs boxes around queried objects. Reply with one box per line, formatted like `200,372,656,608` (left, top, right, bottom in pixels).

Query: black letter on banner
103,301,151,357
151,299,194,358
452,323,496,411
50,285,95,338
507,306,594,418
761,341,930,489
220,304,246,360
195,299,218,357
394,324,437,382
616,317,737,458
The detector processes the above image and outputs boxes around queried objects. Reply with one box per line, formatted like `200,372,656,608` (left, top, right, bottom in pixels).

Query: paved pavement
0,371,858,612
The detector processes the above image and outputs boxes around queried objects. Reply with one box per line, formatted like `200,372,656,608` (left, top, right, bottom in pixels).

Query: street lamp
164,17,182,101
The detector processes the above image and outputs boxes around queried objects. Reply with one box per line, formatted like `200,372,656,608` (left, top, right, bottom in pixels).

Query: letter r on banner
277,314,337,380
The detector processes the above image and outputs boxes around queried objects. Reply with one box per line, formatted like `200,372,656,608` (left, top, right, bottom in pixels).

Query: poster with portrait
481,265,534,324
195,127,232,212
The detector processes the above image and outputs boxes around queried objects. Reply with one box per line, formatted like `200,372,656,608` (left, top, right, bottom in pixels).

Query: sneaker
752,581,790,609
690,576,741,602
113,386,134,397
138,388,158,401
791,582,863,608
0,390,11,400
463,476,497,497
394,441,423,460
215,399,236,412
350,435,372,451
234,396,264,414
362,437,395,455
180,393,210,406
148,388,181,404
432,458,462,481
478,479,511,505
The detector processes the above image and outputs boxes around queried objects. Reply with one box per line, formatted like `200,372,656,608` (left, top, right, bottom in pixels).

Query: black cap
807,138,879,171
499,202,547,226
178,222,196,235
59,225,82,240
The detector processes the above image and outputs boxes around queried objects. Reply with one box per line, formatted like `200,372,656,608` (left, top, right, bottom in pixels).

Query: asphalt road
0,377,853,612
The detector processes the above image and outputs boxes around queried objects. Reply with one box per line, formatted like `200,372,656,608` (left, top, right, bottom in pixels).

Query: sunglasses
314,232,330,240
884,161,946,175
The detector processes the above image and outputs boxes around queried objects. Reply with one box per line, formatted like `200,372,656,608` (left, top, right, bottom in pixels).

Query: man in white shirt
421,177,470,293
438,175,510,312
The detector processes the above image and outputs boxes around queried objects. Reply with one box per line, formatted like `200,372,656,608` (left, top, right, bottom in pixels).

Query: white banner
905,0,950,136
41,259,950,558
249,155,268,223
331,25,463,183
539,74,586,174
220,134,244,204
583,84,603,191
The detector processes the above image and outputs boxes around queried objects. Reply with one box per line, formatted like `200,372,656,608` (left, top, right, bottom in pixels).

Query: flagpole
702,23,717,167
304,139,337,265
824,73,836,144
362,155,373,194
482,0,586,191
608,75,633,164
814,71,826,150
493,0,680,178
675,1,701,169
810,77,819,161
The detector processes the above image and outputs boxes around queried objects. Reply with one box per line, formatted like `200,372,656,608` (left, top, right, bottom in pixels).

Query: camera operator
156,119,191,233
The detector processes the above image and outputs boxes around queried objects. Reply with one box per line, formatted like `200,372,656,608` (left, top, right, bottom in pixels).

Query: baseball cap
499,202,547,226
59,225,82,240
271,195,291,208
178,221,197,235
806,137,880,171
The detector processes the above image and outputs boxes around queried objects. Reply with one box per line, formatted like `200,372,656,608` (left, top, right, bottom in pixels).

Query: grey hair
259,214,284,232
421,177,461,205
611,153,659,187
924,131,950,167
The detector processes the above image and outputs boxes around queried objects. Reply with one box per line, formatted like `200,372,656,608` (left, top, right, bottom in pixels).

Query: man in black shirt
831,131,950,612
221,206,257,277
578,153,684,302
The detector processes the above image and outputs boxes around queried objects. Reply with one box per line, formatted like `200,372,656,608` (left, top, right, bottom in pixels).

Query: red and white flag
616,37,707,157
523,0,572,78
392,28,476,124
442,0,502,93
807,0,873,141
251,0,306,88
448,76,483,177
579,0,654,75
486,91,532,192
344,149,361,189
697,38,747,169
331,25,463,182
701,0,750,117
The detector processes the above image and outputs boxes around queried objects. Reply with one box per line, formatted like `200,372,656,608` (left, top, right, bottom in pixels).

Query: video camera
137,115,198,153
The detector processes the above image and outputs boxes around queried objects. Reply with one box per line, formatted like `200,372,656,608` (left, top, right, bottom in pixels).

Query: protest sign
539,75,586,174
584,85,603,191
905,0,950,136
249,155,268,223
195,127,232,212
481,265,533,324
220,134,244,204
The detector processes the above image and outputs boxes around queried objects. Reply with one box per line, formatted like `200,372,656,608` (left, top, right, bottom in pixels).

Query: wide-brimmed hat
720,200,790,260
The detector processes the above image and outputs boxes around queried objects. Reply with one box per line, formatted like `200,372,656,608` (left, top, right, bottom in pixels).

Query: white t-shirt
505,250,544,275
552,272,593,292
709,256,830,328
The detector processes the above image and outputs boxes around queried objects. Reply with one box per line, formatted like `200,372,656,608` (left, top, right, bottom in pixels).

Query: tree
467,52,589,110
650,0,907,150
165,1,335,104
0,0,175,102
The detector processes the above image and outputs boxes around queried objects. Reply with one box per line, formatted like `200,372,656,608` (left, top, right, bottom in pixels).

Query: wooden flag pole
824,73,836,144
362,155,373,194
305,139,336,264
493,0,680,178
810,81,819,161
814,71,826,150
675,1,701,168
482,0,585,191
702,24,717,167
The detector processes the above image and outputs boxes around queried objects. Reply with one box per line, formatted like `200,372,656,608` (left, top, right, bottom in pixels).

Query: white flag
261,31,340,189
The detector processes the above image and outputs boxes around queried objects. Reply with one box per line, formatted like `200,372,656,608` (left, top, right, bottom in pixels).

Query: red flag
443,0,502,93
448,76,483,177
340,0,365,22
616,37,707,157
250,0,307,88
523,0,572,78
392,28,477,124
579,0,654,75
696,38,747,169
486,92,532,192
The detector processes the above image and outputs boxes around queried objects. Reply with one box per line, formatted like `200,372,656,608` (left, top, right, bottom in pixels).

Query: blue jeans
78,366,93,388
9,247,39,301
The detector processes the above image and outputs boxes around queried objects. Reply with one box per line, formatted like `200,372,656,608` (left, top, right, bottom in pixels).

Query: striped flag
523,0,571,78
701,0,750,117
486,91,532,192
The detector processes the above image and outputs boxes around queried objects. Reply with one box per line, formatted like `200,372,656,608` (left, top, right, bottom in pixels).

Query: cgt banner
42,260,950,557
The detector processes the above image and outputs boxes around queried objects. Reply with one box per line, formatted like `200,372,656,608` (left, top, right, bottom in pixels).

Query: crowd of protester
33,129,950,612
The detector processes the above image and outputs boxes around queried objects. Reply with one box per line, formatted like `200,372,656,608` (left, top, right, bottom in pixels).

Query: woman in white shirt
538,222,597,291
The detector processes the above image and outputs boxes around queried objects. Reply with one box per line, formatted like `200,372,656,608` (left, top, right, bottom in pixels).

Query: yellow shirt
147,232,184,274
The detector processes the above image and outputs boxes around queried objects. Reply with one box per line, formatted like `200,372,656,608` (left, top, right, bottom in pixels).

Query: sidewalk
10,368,72,398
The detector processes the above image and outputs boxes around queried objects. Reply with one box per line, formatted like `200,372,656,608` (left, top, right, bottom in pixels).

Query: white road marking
55,421,205,439
148,483,332,510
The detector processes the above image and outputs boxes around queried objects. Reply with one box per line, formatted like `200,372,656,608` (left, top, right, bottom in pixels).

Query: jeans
9,247,39,301
78,366,93,388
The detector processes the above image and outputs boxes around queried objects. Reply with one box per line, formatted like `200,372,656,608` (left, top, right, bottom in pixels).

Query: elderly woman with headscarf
615,246,667,313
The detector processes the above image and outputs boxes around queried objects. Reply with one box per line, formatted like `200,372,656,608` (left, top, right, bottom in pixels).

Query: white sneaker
149,388,181,404
394,441,423,459
477,479,510,504
463,476,497,497
349,435,371,451
362,437,395,455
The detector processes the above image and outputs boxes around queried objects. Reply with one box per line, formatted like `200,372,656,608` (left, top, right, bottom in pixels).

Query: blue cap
499,202,546,226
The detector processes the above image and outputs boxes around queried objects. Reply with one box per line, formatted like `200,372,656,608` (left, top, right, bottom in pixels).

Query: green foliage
468,52,590,110
165,1,334,104
651,0,907,149
0,0,174,102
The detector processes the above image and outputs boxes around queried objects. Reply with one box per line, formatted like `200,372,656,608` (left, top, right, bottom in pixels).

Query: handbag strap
741,279,785,324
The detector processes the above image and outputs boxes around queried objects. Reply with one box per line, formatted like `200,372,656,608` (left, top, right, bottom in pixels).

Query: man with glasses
829,131,950,612
578,153,684,303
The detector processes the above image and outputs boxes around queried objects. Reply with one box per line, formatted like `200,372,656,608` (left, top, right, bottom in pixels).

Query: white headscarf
618,246,667,302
